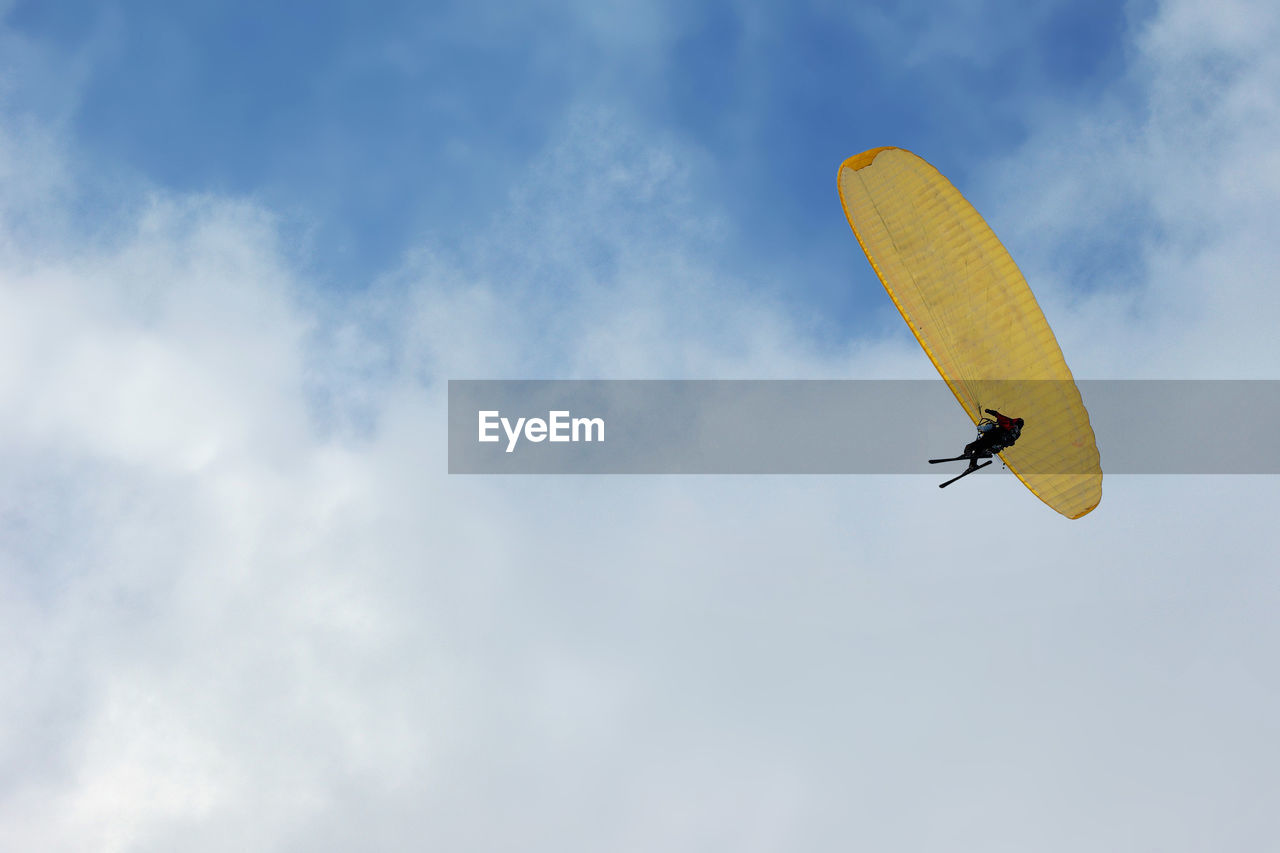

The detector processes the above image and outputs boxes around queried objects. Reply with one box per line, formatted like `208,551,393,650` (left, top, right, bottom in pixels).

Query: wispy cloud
983,0,1280,377
2,1,1280,850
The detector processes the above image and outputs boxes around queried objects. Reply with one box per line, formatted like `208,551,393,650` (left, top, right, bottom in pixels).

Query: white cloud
983,0,1280,378
3,2,1280,850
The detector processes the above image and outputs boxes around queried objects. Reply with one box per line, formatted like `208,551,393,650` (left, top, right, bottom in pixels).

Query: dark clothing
963,434,1000,459
963,409,1023,462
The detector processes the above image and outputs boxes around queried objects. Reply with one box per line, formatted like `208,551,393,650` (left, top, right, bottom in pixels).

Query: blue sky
6,0,1134,317
3,1,1280,850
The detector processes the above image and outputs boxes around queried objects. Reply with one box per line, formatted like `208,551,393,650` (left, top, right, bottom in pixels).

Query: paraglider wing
837,147,1102,518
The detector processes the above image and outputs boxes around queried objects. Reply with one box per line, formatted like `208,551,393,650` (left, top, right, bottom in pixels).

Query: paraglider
928,409,1024,488
837,147,1102,518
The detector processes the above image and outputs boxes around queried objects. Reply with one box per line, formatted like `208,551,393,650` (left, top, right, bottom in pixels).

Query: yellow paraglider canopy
837,147,1102,518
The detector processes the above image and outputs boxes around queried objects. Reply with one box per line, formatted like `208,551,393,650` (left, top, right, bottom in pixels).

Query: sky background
1,1,1278,851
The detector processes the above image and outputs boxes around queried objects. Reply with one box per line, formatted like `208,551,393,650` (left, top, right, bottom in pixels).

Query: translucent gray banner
447,380,1280,474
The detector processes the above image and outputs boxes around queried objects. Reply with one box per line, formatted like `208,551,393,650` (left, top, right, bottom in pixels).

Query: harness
976,417,1020,452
